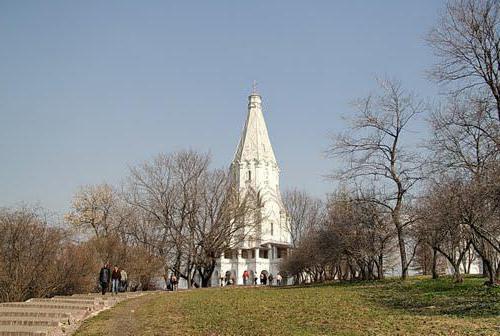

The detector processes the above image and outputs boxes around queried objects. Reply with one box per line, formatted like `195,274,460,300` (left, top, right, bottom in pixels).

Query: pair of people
99,264,127,295
258,272,279,285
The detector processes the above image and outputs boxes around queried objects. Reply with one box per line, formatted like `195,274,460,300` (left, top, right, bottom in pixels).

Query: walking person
170,274,178,291
111,265,121,295
230,274,236,286
276,273,283,286
120,269,128,292
268,273,274,286
99,263,110,295
242,270,249,285
254,273,258,285
260,272,265,285
166,278,172,291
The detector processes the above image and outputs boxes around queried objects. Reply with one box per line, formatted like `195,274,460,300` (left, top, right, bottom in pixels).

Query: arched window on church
247,170,252,181
271,222,274,235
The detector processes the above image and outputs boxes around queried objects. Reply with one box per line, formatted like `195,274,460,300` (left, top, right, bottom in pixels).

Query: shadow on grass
356,276,500,318
272,276,499,318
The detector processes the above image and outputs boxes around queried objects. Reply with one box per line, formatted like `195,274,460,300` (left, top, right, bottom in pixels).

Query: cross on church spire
252,80,258,95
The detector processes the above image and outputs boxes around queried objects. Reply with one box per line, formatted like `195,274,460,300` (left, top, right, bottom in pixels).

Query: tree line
281,0,500,286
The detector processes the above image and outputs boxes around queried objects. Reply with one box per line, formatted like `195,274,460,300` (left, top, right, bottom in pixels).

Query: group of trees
65,151,260,289
282,189,394,283
282,0,500,286
0,151,260,302
0,207,97,302
67,151,259,287
131,152,262,287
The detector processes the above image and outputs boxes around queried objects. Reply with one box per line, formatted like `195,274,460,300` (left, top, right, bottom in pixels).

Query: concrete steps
1,303,92,312
30,299,98,306
0,317,61,327
0,292,145,336
0,325,52,335
0,309,72,320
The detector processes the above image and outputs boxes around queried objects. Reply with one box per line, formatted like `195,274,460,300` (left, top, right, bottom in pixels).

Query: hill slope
74,276,499,336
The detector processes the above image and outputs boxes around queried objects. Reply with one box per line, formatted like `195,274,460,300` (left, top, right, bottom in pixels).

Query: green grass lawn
74,276,499,336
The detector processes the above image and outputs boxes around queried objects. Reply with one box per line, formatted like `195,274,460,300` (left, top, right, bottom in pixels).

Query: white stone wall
216,251,286,286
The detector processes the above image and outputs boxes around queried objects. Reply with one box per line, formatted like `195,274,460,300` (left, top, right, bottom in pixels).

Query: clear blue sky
0,1,442,214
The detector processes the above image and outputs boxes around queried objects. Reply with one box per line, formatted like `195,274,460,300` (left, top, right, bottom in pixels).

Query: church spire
233,87,278,165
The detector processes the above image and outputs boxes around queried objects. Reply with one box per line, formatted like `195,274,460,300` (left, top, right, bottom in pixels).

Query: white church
211,89,292,286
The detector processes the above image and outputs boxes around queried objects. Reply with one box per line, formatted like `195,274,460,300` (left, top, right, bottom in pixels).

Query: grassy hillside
74,276,499,336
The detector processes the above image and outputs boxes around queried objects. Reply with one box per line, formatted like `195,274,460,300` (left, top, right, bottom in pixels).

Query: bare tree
0,207,67,301
429,96,499,177
283,189,323,248
122,151,208,287
326,189,395,280
465,176,500,284
123,150,260,288
428,96,500,284
65,183,135,266
65,183,117,238
193,169,260,287
417,179,473,282
327,78,425,279
428,0,500,122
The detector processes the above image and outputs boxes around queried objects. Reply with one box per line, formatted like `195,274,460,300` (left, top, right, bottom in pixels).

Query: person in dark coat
99,263,111,295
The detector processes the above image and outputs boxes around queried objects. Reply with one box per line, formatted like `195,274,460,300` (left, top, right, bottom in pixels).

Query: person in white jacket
120,269,128,292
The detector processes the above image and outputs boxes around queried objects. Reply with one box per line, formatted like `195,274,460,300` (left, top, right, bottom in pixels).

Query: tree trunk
201,277,210,288
378,254,384,279
466,252,472,274
367,261,375,280
396,225,408,280
482,258,498,286
452,263,463,283
198,260,216,288
432,248,439,279
495,95,500,123
482,258,488,278
337,266,343,281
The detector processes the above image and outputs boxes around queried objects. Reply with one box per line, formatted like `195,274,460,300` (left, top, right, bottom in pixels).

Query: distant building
212,89,292,286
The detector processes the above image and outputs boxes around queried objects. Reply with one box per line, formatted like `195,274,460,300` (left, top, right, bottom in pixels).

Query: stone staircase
0,292,145,336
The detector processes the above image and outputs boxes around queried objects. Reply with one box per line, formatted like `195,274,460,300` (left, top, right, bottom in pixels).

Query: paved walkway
0,292,145,336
